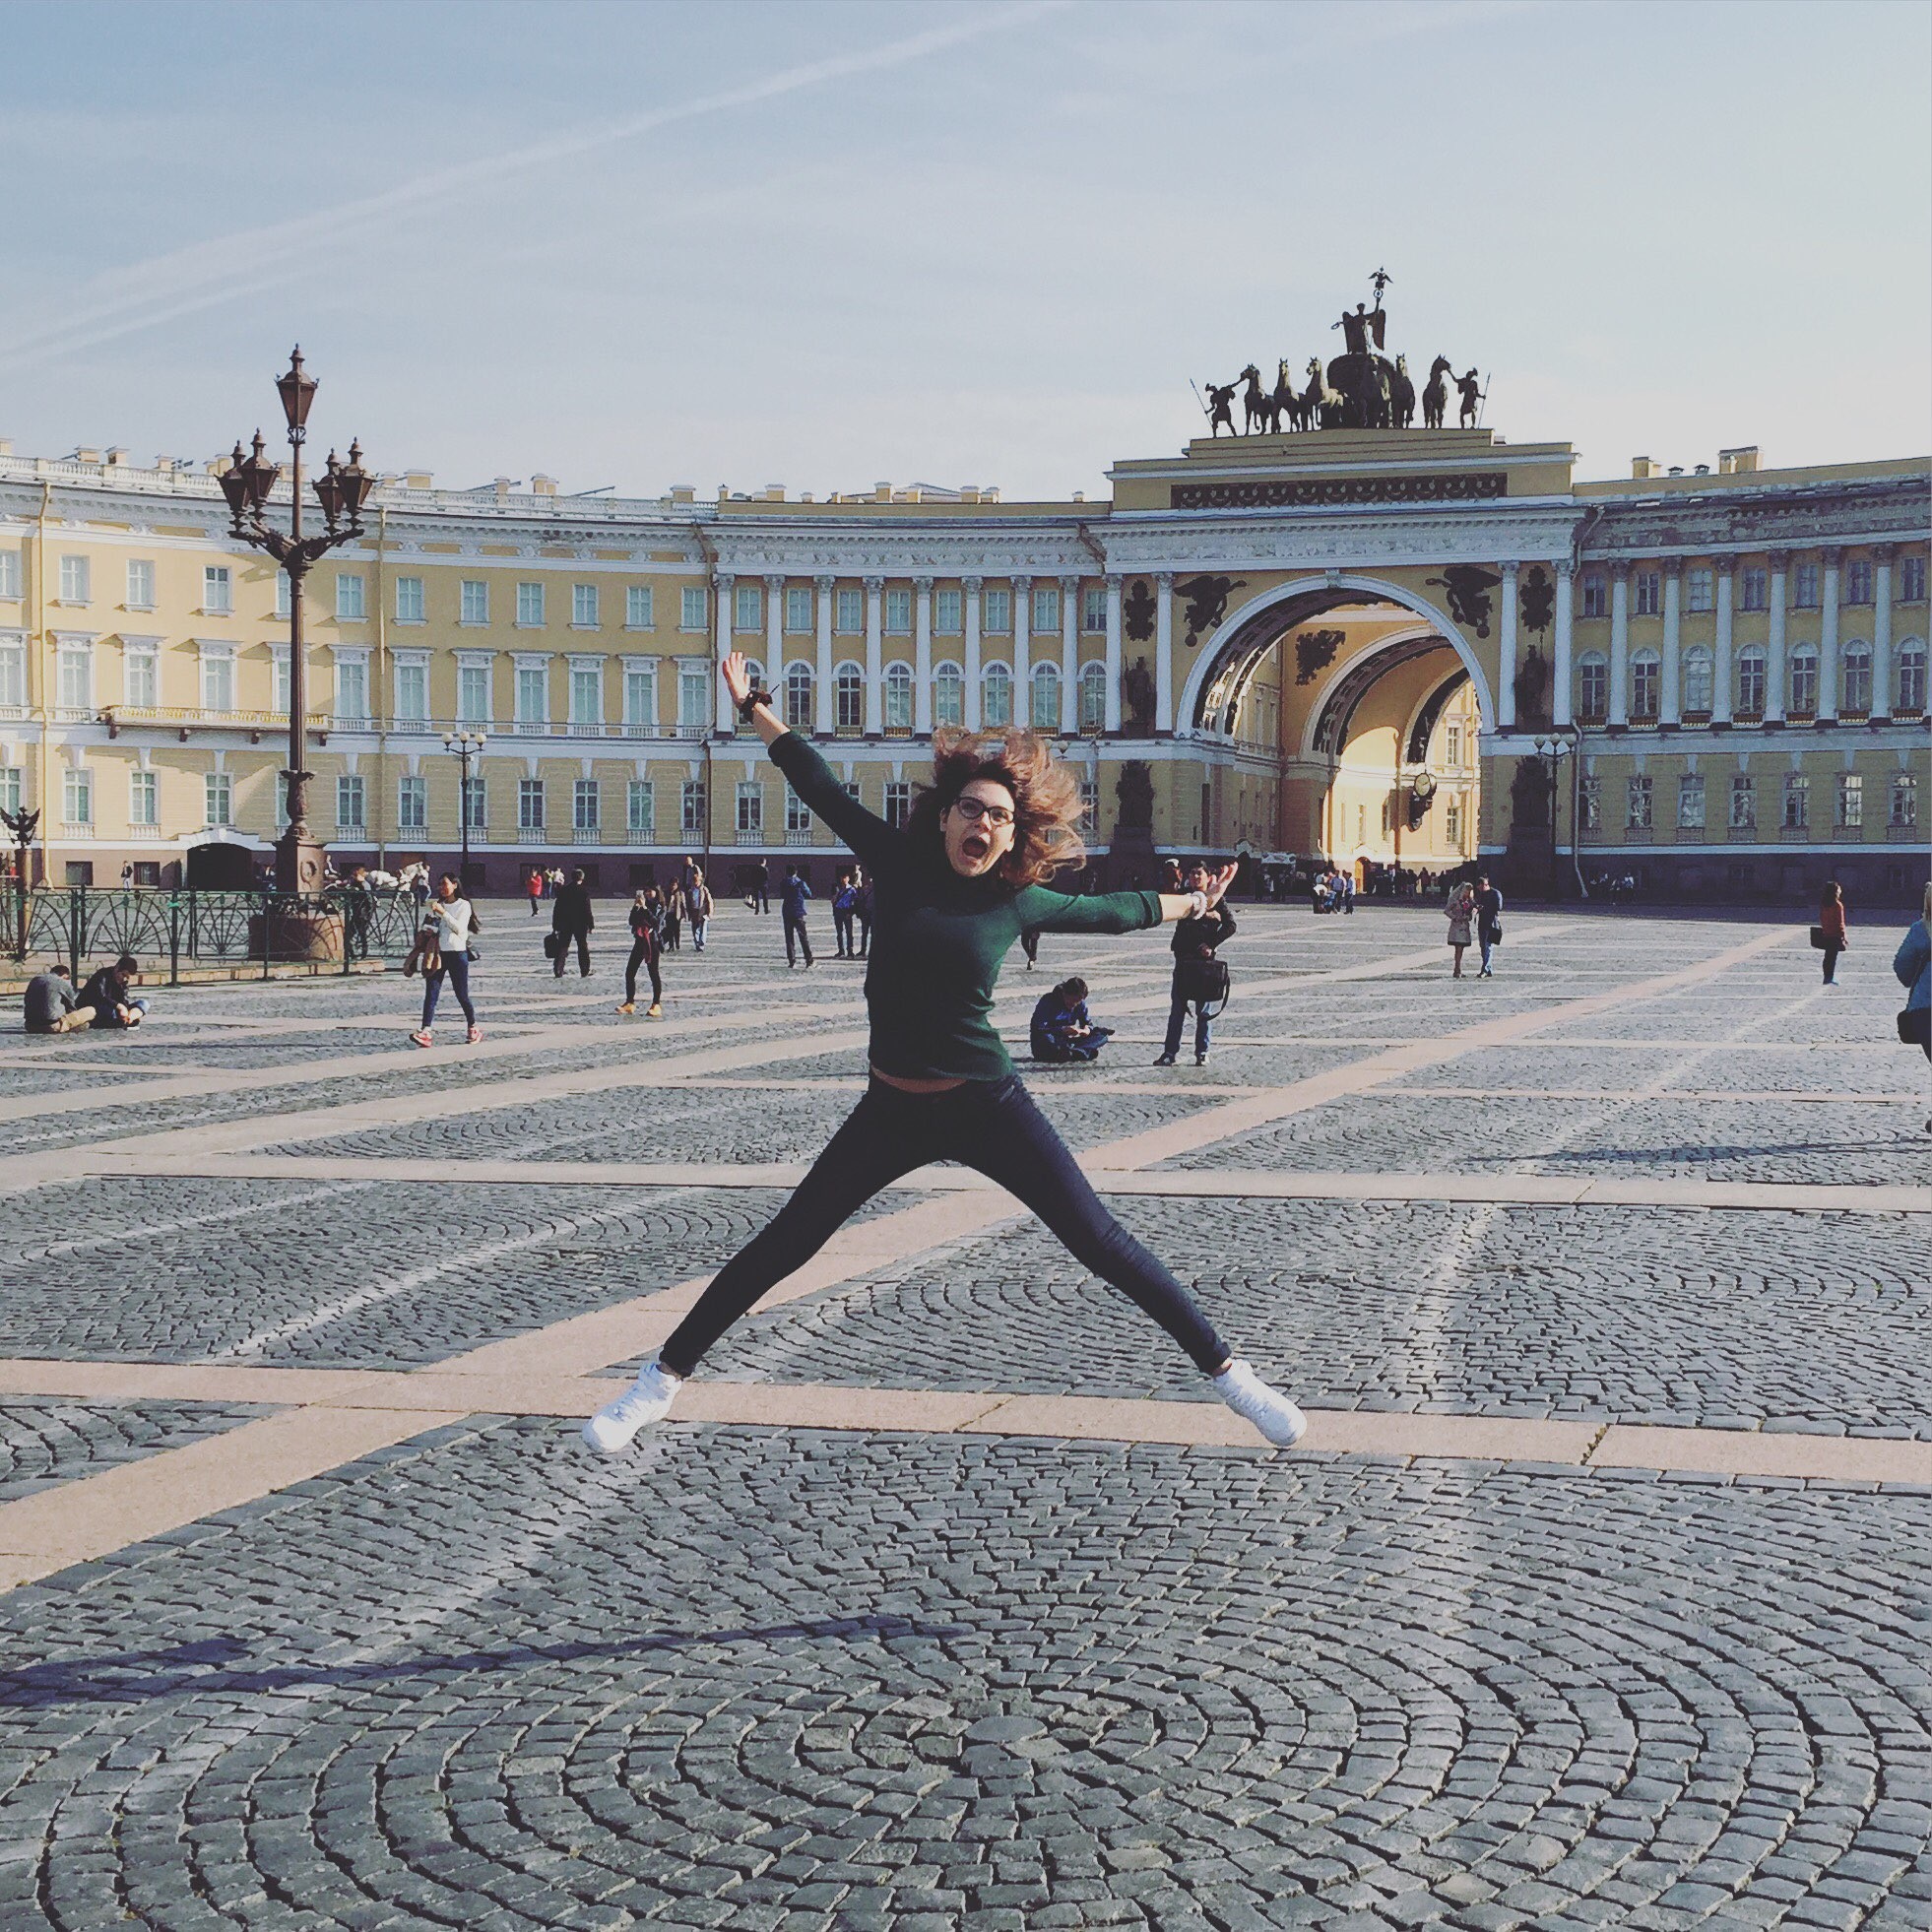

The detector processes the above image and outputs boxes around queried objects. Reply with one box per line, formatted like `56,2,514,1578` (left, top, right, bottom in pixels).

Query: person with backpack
410,871,481,1047
1155,861,1235,1065
617,887,666,1018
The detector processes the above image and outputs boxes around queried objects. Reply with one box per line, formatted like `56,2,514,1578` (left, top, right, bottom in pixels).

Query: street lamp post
1532,734,1573,899
217,346,374,899
444,730,486,887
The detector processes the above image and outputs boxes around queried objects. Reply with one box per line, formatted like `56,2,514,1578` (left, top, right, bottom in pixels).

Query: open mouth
962,833,991,864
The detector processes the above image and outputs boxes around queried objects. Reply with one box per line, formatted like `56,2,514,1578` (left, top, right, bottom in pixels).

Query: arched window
1788,643,1819,717
934,661,964,728
1630,647,1660,721
1682,645,1713,715
1578,651,1608,722
1078,660,1107,733
784,662,813,732
737,661,766,735
1736,645,1767,717
834,662,864,733
982,660,1013,727
1899,636,1927,715
883,661,913,732
1840,639,1872,715
1030,662,1060,731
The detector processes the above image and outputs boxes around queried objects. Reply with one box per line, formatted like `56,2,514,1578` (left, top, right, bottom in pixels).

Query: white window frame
934,660,964,727
395,575,426,624
1729,775,1755,829
834,662,865,732
203,770,231,828
198,643,234,715
125,558,156,611
392,653,431,725
679,586,707,632
625,584,654,630
1890,772,1918,828
835,588,864,634
0,550,22,600
734,582,761,633
627,779,655,838
337,773,366,831
884,588,912,635
568,657,605,729
1081,586,1107,633
334,650,371,725
676,661,709,731
983,659,1013,725
457,657,493,727
397,775,427,832
573,778,600,832
1626,773,1652,830
622,657,659,730
1685,568,1714,614
883,661,913,730
735,779,762,834
1836,773,1862,829
203,564,233,613
516,581,546,629
1031,585,1060,633
123,643,158,710
934,587,962,635
460,578,489,626
129,768,158,827
514,657,550,727
1677,773,1706,829
1682,646,1713,715
335,572,366,622
572,582,600,629
58,555,91,604
784,586,812,633
680,779,705,835
784,662,814,732
518,777,547,831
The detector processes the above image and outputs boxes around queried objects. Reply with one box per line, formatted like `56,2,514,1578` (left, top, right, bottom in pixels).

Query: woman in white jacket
411,871,483,1047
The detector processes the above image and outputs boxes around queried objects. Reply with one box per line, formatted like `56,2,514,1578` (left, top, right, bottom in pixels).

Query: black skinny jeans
625,938,663,1005
1822,942,1842,985
553,928,591,977
657,1074,1230,1379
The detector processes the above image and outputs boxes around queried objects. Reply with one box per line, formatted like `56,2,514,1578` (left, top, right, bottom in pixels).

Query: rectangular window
1844,560,1874,605
1081,586,1107,632
883,781,912,830
201,565,233,614
1891,772,1918,828
59,555,91,603
461,776,485,831
1634,571,1661,617
58,644,92,712
275,575,291,620
1782,774,1809,828
983,588,1012,633
460,578,489,625
1793,563,1820,609
1902,555,1926,603
1685,568,1714,613
268,650,289,716
934,587,962,634
572,583,600,629
1677,774,1706,829
0,550,21,599
681,779,705,835
786,789,811,834
1445,798,1463,844
1579,574,1606,619
458,663,490,724
1626,774,1652,829
129,769,158,827
0,642,23,707
397,776,426,832
126,559,156,609
627,779,654,837
776,586,807,633
573,779,600,832
1446,724,1462,766
395,576,425,623
124,650,157,709
394,662,428,723
884,588,912,634
570,664,602,727
724,582,755,633
679,586,707,631
0,765,20,813
336,658,369,723
835,588,864,633
1837,773,1862,828
1740,567,1769,612
626,584,654,629
1729,775,1755,829
62,766,93,826
1032,585,1060,633
677,664,708,730
518,778,546,831
335,572,365,621
735,780,762,834
200,652,232,713
516,664,548,724
204,772,230,827
337,775,365,830
623,663,658,729
516,582,545,627
1579,775,1601,830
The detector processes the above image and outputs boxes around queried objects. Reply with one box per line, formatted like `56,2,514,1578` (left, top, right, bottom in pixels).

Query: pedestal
276,829,329,897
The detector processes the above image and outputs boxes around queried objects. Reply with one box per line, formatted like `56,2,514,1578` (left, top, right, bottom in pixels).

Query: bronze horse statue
1422,354,1452,430
1304,357,1344,429
1240,364,1278,435
1389,354,1416,429
1272,358,1307,432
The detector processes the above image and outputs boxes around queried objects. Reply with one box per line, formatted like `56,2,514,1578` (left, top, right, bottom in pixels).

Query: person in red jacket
1818,881,1848,987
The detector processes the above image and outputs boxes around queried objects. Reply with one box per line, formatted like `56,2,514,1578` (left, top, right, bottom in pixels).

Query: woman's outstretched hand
721,650,752,708
1200,863,1239,908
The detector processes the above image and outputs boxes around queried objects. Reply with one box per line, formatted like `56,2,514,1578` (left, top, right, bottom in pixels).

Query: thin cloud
0,1,1068,375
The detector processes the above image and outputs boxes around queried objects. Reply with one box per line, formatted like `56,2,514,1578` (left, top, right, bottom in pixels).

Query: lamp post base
276,829,330,898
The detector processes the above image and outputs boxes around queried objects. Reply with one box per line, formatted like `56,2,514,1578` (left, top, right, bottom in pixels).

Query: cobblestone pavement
2,902,1928,1928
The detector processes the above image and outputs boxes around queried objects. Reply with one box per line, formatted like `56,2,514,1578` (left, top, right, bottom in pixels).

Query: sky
4,0,1928,502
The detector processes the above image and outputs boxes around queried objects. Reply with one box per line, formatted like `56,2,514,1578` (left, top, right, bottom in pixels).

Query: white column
764,574,785,681
1154,571,1175,733
1552,562,1575,728
713,571,736,734
1817,548,1840,722
1059,574,1079,735
1660,566,1682,726
1103,575,1124,734
963,576,984,731
913,577,934,736
1872,547,1895,722
1712,564,1734,726
863,575,883,737
1497,561,1519,731
1765,551,1788,725
1608,566,1631,729
1011,577,1031,725
814,575,834,737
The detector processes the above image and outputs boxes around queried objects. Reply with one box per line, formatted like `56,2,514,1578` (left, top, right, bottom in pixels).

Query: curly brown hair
907,726,1086,889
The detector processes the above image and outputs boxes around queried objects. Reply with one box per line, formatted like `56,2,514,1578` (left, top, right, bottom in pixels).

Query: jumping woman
583,653,1306,1453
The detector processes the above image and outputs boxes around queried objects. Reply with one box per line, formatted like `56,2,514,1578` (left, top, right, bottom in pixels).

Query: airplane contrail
0,1,1069,375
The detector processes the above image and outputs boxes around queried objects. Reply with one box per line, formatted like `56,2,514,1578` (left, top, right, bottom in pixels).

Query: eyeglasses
950,796,1014,828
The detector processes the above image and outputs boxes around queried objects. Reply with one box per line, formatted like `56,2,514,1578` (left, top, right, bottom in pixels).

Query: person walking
617,888,666,1018
685,867,713,952
344,864,375,963
1816,881,1848,987
781,865,815,968
1893,882,1931,1133
662,878,683,952
746,862,771,914
550,867,594,979
527,869,544,917
1155,861,1235,1065
833,869,859,957
855,867,873,959
1445,879,1476,979
410,871,481,1048
584,651,1306,1455
1473,874,1504,977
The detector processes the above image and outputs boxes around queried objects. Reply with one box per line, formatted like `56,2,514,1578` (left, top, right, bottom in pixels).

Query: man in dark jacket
1155,862,1236,1066
78,954,149,1028
1031,978,1111,1063
781,866,815,968
550,869,595,978
1473,875,1504,978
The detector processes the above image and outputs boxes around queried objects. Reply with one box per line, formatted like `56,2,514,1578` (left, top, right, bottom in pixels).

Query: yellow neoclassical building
1,402,1925,906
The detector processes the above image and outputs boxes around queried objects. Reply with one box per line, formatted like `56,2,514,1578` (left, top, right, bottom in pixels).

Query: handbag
543,932,562,961
1176,954,1231,1009
466,944,481,963
1809,926,1829,949
1899,1006,1931,1048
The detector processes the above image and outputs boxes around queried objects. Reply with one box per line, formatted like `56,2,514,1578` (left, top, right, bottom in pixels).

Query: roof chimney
1718,446,1760,475
1631,456,1654,480
531,474,557,496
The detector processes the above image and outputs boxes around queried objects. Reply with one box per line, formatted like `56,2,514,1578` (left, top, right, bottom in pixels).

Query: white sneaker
582,1362,682,1453
1213,1359,1306,1447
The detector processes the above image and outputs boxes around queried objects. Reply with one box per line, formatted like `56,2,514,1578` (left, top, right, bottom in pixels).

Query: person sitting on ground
77,954,149,1029
24,961,91,1035
1030,975,1112,1063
